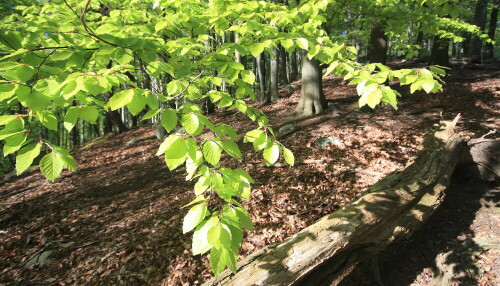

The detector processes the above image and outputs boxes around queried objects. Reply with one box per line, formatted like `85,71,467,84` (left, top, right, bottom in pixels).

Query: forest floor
0,62,498,286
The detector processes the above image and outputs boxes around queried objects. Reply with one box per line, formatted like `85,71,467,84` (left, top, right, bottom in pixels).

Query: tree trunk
289,51,298,82
204,117,465,286
468,0,489,62
295,56,326,116
429,35,450,66
268,48,279,103
367,21,388,64
256,53,266,101
484,3,498,59
279,46,289,85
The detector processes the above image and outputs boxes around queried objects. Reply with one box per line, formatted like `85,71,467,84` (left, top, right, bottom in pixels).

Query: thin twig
172,71,206,98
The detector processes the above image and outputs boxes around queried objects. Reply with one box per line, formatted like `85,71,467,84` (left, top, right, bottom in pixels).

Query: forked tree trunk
204,116,465,286
295,56,326,116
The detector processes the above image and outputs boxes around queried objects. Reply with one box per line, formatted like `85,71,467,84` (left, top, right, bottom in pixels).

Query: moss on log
204,116,464,286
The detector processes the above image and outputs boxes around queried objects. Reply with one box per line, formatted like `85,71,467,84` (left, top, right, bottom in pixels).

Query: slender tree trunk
484,3,498,59
289,51,298,82
256,53,266,101
295,56,326,116
368,21,388,64
268,48,279,103
429,35,450,66
468,0,489,62
279,46,289,85
70,125,78,148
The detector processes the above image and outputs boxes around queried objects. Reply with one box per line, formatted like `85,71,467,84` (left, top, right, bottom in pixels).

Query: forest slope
0,64,498,285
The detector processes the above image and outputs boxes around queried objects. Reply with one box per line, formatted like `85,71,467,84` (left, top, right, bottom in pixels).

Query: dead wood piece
204,116,464,286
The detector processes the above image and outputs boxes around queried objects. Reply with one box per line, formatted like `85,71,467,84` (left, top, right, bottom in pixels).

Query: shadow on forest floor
338,175,500,286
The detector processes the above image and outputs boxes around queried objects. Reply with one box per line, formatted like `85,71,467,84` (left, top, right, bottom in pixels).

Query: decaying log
204,115,465,286
459,130,499,181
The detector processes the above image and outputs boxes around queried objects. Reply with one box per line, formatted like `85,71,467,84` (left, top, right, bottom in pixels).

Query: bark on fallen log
204,116,465,286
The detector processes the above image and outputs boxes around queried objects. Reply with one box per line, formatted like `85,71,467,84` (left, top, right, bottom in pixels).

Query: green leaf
210,77,223,86
3,132,27,156
80,106,99,123
203,141,222,166
0,84,17,101
167,81,184,96
283,147,294,166
16,64,36,82
367,89,383,108
165,135,188,170
16,143,41,175
243,129,263,143
61,81,80,100
234,207,253,231
142,109,162,120
53,146,77,171
210,246,237,275
295,38,309,50
0,115,17,126
183,203,208,233
229,62,244,70
182,195,207,209
0,118,24,140
421,79,435,93
112,48,133,65
192,216,218,255
410,80,422,94
281,38,294,50
240,70,255,84
127,91,147,116
40,152,64,181
36,110,58,131
156,134,178,156
64,106,81,131
194,176,210,196
382,88,398,109
161,108,177,132
182,113,202,135
221,139,242,158
108,89,134,110
249,43,265,57
263,143,279,165
208,223,232,247
155,20,169,32
430,66,446,77
84,76,105,95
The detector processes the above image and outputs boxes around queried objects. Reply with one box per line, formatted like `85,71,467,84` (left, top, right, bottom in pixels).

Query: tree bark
468,0,489,62
367,21,388,64
256,53,266,101
429,35,450,66
279,45,289,85
484,3,498,59
295,56,326,116
289,51,298,82
204,116,465,286
268,48,279,103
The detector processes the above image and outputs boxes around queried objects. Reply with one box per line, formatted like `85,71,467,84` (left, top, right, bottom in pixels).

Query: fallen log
204,115,465,286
